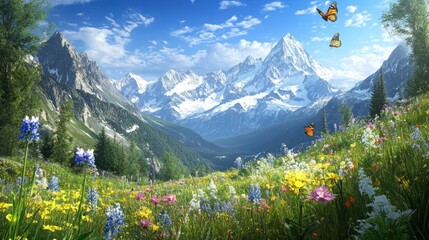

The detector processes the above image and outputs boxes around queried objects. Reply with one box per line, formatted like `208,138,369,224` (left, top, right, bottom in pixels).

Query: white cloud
325,44,397,90
345,11,371,28
346,6,357,13
76,12,84,16
295,1,319,15
219,1,246,10
311,36,330,42
149,40,157,45
263,2,286,12
62,11,154,71
50,0,94,6
171,15,261,46
236,16,261,29
190,0,195,3
171,26,195,36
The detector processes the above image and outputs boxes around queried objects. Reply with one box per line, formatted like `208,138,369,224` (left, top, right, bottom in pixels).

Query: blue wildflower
104,203,126,240
157,213,172,227
75,148,96,168
249,184,261,204
201,203,212,213
426,152,429,158
18,116,39,141
87,187,99,211
410,126,423,141
17,176,28,187
48,176,59,192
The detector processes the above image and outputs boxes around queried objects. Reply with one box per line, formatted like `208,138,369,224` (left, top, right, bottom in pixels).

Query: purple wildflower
308,186,336,204
18,116,39,141
75,148,96,168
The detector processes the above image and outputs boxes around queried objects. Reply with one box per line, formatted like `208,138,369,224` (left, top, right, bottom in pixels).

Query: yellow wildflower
82,215,92,222
42,225,63,232
26,213,33,219
152,224,160,231
135,206,152,220
6,213,13,222
426,110,429,115
0,202,13,212
326,172,340,181
350,143,356,148
284,169,310,195
316,163,330,170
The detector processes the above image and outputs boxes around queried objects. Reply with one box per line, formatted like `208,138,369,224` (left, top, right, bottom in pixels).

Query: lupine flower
35,164,43,179
17,176,28,187
104,203,126,240
234,157,242,169
361,125,379,150
86,187,99,211
157,213,172,227
308,186,336,204
201,203,212,213
358,168,377,198
136,192,145,201
410,126,423,141
75,148,96,168
48,176,59,192
248,184,261,204
189,193,201,211
18,116,39,141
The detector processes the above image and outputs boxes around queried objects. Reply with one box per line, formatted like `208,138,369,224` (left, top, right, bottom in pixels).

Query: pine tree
382,0,429,97
339,103,353,128
370,68,388,118
321,107,329,134
160,152,188,180
52,101,74,164
0,0,49,155
94,128,113,171
40,130,54,160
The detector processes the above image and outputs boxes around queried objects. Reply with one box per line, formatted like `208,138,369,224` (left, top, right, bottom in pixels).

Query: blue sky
46,0,401,90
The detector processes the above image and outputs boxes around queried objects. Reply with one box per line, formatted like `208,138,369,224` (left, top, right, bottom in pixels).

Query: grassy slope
1,93,428,239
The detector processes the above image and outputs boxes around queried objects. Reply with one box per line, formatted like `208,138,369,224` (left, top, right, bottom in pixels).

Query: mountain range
35,30,413,170
114,34,339,139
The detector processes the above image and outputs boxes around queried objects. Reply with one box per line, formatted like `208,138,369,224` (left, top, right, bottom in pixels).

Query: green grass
1,93,429,239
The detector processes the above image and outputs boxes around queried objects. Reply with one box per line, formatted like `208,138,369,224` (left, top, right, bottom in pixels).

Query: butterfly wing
316,8,328,21
304,123,315,137
326,1,338,22
329,33,342,48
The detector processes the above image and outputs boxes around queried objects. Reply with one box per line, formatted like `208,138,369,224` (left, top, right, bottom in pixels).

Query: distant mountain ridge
114,33,339,139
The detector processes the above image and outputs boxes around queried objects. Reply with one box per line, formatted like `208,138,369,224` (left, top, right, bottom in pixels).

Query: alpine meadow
1,0,429,239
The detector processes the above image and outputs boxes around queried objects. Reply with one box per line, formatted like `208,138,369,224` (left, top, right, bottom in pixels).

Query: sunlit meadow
1,94,429,239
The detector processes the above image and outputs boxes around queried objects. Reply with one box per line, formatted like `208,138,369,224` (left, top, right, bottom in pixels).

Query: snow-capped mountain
115,34,339,139
38,31,134,111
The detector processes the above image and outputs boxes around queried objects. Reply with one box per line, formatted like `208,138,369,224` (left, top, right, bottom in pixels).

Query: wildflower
139,219,151,228
284,169,309,195
136,192,145,201
234,157,242,169
86,187,99,211
308,186,336,204
361,125,379,150
358,168,377,198
151,196,160,205
161,194,176,205
345,195,356,207
18,116,39,141
248,184,261,204
136,206,152,220
17,176,28,187
104,203,126,240
42,225,63,232
75,148,96,168
208,179,218,200
157,213,172,227
48,176,59,192
229,185,238,200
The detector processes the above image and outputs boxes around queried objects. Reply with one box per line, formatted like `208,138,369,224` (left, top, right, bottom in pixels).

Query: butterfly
317,1,338,22
304,123,315,137
329,33,342,48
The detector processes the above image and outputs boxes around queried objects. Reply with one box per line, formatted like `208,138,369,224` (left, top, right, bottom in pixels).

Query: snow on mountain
116,33,339,139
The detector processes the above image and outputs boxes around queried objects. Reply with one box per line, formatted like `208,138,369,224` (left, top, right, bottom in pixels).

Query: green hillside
1,92,428,239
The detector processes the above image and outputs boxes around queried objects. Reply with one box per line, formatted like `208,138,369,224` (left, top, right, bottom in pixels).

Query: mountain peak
243,55,256,65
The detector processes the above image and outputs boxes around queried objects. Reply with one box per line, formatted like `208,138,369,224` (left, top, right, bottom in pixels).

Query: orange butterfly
317,1,338,22
304,123,315,137
329,32,342,48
